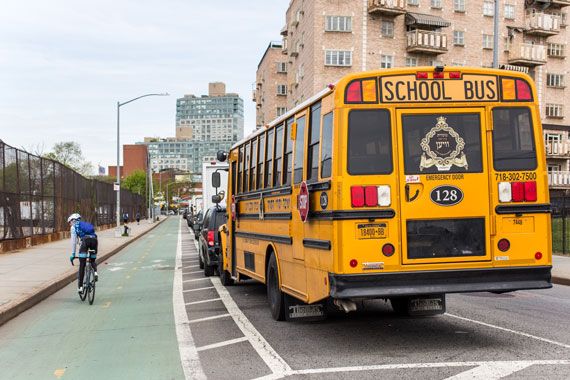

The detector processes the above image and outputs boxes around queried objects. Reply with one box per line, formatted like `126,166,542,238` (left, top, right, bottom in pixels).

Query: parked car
198,206,227,276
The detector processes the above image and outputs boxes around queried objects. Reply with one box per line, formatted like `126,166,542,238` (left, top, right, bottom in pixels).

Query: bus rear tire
267,254,285,321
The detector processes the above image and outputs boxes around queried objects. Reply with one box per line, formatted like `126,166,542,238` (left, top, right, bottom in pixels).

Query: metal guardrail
0,140,145,241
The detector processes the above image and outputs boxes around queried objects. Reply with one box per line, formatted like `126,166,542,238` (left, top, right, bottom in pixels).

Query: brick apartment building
255,0,570,194
108,144,148,179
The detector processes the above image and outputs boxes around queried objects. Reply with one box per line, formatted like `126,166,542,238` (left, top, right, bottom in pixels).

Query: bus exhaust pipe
334,299,357,313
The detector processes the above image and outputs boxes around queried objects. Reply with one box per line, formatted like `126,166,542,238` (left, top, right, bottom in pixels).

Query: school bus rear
326,67,551,309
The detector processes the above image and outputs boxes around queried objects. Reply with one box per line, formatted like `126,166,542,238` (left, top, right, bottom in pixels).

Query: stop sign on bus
298,181,309,223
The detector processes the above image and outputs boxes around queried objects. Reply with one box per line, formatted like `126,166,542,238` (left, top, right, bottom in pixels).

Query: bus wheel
266,254,285,321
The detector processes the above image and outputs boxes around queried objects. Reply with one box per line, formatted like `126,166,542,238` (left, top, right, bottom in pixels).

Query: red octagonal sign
298,181,309,223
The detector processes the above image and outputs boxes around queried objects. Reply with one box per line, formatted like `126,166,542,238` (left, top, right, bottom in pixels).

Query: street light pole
116,92,169,235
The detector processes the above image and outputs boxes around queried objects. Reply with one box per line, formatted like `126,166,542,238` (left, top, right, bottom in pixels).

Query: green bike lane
0,218,185,380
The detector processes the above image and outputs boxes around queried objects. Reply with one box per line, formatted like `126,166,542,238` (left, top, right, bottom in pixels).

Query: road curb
0,218,167,327
552,276,570,287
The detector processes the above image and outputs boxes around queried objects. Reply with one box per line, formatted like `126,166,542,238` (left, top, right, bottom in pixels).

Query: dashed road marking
102,301,112,309
196,337,249,352
446,313,570,349
189,314,231,324
185,270,203,275
186,298,222,306
183,278,210,283
183,286,215,293
54,369,65,378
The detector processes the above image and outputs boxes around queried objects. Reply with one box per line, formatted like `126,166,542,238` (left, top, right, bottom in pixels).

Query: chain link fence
0,140,145,242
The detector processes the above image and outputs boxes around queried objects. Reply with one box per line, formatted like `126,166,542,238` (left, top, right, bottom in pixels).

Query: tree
122,170,147,196
44,141,93,176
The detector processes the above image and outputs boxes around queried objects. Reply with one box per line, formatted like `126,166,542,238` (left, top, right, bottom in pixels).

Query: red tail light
382,243,395,257
346,81,362,103
497,238,510,252
433,71,444,79
349,259,358,268
511,182,525,202
535,252,543,260
524,181,537,202
351,186,365,207
449,71,461,79
416,72,428,79
364,186,378,207
207,231,215,247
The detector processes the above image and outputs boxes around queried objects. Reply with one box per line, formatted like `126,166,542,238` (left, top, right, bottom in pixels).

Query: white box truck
202,161,228,211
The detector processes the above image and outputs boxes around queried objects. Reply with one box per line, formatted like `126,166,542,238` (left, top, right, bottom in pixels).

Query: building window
407,0,419,6
381,20,394,37
483,1,494,16
546,104,564,118
482,34,493,49
380,54,394,68
325,50,352,66
454,0,466,12
453,31,465,46
276,107,287,117
406,56,418,67
504,4,515,20
547,73,565,88
325,16,352,32
277,84,287,96
277,62,287,73
548,43,565,57
431,0,442,9
451,60,465,66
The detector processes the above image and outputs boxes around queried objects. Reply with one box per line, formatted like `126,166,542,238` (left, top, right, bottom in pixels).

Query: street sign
113,183,120,191
298,181,309,223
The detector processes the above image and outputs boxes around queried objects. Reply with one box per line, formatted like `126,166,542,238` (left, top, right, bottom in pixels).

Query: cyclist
68,213,98,293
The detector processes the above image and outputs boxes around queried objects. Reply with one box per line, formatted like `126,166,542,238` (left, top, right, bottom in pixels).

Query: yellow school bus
216,66,552,321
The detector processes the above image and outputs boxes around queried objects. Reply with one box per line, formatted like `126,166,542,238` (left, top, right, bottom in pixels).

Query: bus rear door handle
405,184,420,202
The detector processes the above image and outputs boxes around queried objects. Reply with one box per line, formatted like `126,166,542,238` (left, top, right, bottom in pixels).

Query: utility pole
492,0,500,68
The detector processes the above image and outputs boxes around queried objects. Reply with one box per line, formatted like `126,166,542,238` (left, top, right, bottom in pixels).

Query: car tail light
382,243,395,257
524,181,537,202
511,182,525,202
497,238,510,252
207,230,215,247
351,186,365,207
377,185,391,206
498,182,512,203
365,186,378,207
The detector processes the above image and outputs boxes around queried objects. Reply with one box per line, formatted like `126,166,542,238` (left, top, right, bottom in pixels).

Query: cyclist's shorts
79,236,98,259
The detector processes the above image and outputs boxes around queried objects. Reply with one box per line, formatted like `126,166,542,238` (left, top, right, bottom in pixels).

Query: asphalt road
1,217,570,380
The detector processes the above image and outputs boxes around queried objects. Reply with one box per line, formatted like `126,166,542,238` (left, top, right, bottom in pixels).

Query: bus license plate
356,223,387,239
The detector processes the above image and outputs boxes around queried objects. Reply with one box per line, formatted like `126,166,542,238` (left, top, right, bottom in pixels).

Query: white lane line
173,218,206,380
186,298,222,306
196,337,249,352
184,270,203,275
184,265,199,269
183,286,215,293
446,313,570,349
211,277,292,376
256,360,570,379
183,278,210,283
188,313,231,324
444,361,532,380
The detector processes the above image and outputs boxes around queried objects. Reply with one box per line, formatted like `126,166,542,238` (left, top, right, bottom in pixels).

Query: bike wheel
87,269,96,305
79,269,88,301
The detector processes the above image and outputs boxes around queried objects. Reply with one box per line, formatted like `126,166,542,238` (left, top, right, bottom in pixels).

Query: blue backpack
76,220,96,238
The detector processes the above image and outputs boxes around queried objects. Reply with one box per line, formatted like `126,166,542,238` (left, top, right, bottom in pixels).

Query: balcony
549,171,570,188
508,43,546,66
406,30,448,54
551,0,570,8
546,141,570,156
526,12,561,36
368,0,406,16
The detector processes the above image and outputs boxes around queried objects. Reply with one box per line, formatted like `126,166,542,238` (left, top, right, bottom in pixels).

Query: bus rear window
347,110,392,175
492,108,537,171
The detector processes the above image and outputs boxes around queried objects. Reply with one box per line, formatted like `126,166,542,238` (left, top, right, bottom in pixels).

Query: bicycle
71,249,96,305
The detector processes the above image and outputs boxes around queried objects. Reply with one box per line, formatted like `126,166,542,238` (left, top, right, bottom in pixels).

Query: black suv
198,206,227,276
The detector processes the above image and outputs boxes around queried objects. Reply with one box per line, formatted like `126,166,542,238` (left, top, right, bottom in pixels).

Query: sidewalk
553,255,570,286
0,218,165,326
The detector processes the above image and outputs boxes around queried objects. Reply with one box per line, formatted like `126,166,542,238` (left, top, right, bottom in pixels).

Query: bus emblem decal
420,116,468,172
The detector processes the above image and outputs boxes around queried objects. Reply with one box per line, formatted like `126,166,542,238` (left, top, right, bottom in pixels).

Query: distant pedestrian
136,212,141,225
122,212,128,224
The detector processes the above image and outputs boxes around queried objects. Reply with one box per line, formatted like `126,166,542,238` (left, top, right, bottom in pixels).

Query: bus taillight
416,72,428,79
498,181,537,203
364,186,377,206
351,186,365,207
351,185,391,207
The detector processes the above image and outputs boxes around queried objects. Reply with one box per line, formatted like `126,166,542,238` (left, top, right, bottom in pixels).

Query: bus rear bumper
329,266,552,299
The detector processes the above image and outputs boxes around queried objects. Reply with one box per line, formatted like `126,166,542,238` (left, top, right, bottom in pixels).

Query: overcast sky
0,0,289,171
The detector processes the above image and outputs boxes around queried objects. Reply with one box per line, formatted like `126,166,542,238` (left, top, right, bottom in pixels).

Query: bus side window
307,102,321,183
284,118,294,186
347,110,392,175
265,129,274,188
251,138,258,191
244,142,251,193
274,124,285,187
238,146,244,194
294,115,306,184
258,133,266,190
321,112,333,179
231,161,237,196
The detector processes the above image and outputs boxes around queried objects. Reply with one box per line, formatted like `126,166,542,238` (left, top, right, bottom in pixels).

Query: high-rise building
255,0,570,194
141,82,244,183
253,41,289,129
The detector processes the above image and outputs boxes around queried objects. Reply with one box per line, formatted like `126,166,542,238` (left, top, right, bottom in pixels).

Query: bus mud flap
284,294,327,322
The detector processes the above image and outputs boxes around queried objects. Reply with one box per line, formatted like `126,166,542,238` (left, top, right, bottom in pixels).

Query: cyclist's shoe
94,272,99,282
77,286,83,294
